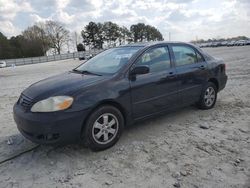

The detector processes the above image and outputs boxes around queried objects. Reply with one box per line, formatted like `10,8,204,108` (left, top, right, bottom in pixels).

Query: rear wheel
82,105,124,151
197,82,217,109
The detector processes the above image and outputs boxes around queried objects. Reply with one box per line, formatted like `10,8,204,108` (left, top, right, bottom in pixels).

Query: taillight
221,64,226,73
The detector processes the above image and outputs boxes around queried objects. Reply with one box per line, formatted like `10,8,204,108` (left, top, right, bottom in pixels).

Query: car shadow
0,105,204,166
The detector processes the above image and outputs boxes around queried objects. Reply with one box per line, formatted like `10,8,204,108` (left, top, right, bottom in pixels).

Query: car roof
120,41,197,48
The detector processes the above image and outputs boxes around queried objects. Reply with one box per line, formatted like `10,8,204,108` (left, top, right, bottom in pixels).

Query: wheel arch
208,78,219,90
81,99,128,133
96,100,127,125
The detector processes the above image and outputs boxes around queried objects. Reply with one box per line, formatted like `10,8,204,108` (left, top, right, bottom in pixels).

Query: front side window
136,46,171,73
172,46,198,66
75,47,142,75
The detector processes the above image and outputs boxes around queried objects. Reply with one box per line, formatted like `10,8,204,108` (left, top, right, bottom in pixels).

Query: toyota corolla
13,42,227,151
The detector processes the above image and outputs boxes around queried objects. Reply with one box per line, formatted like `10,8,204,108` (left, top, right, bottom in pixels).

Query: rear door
170,44,208,105
129,45,180,119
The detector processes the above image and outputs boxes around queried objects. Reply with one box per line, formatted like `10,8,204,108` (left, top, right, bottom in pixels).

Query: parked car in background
14,41,228,151
211,42,220,47
86,54,93,60
79,56,85,60
199,43,210,48
197,39,250,48
200,42,212,48
227,41,236,46
220,41,228,46
206,42,213,47
0,61,7,68
235,40,247,46
79,54,93,61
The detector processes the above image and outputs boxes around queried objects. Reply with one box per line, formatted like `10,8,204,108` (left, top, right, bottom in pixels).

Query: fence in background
1,50,103,67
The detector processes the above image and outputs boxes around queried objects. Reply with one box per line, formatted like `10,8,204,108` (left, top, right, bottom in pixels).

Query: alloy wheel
204,86,216,107
92,113,119,145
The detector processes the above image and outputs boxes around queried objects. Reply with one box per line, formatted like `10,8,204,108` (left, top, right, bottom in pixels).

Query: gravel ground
0,46,249,188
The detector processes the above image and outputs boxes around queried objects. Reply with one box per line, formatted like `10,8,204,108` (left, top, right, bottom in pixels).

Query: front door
129,45,180,119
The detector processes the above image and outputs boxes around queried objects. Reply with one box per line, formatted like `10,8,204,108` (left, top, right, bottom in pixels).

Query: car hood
22,71,109,101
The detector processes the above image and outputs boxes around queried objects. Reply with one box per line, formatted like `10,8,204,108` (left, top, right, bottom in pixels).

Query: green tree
81,22,104,49
0,32,46,59
130,23,144,42
77,43,85,51
144,25,163,41
130,23,163,42
0,32,12,59
9,35,46,58
118,26,132,45
81,22,164,49
102,21,120,47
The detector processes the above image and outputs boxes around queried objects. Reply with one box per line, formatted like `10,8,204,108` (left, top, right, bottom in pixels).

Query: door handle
199,65,206,70
159,72,176,83
167,71,175,78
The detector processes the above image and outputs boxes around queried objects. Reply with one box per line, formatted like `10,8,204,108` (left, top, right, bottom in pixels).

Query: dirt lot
0,46,249,188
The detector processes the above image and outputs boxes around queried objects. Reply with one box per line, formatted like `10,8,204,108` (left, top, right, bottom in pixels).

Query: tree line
81,22,163,49
0,21,70,59
0,21,163,59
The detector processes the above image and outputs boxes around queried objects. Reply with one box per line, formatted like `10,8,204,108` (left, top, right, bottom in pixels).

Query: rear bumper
218,75,228,92
13,103,90,145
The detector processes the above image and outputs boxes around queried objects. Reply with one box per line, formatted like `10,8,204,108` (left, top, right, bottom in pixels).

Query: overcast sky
0,0,249,41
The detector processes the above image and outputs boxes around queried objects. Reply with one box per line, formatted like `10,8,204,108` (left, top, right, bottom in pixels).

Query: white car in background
235,40,247,46
0,61,7,68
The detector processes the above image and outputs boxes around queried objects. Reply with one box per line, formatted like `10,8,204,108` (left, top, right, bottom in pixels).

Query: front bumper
13,103,89,145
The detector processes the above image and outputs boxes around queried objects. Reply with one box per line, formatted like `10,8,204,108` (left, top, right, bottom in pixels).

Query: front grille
18,94,33,110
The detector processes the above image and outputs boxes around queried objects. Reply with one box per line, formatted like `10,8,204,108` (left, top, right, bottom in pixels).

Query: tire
82,105,124,151
197,82,217,110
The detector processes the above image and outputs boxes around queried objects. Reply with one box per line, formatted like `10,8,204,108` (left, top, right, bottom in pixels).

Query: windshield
75,47,142,75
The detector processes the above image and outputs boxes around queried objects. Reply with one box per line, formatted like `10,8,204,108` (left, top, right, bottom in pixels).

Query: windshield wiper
72,69,102,76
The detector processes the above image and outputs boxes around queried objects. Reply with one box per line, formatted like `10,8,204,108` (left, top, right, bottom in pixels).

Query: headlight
31,96,73,112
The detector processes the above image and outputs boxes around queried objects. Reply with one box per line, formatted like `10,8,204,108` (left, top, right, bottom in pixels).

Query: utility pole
75,32,78,52
169,32,171,41
67,40,70,53
75,32,78,46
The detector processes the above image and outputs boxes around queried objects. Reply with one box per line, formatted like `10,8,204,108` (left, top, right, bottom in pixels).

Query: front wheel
82,105,124,151
197,82,217,110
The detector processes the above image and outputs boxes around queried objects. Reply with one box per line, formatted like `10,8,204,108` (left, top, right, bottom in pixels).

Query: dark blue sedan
13,42,227,151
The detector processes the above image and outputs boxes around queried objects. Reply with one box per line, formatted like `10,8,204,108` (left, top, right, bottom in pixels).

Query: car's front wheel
197,82,217,109
82,105,124,151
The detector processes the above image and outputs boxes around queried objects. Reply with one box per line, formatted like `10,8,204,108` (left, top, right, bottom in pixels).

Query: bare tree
45,21,70,54
22,23,50,55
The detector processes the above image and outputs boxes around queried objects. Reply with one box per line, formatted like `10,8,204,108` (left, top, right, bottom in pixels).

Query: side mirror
130,65,150,75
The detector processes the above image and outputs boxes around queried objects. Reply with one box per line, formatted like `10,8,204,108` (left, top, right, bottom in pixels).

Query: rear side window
172,46,198,66
196,52,204,63
136,46,171,73
201,50,214,61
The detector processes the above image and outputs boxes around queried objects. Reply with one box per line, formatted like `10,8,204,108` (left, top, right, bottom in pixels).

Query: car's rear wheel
82,105,124,151
197,82,217,109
